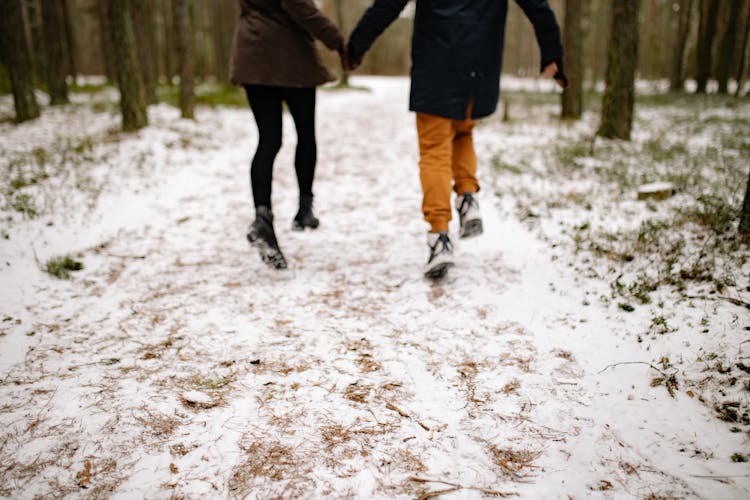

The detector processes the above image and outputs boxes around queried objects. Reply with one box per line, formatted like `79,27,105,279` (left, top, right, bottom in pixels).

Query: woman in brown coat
231,0,345,269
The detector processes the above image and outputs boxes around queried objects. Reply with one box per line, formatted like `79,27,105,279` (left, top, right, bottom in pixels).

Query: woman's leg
244,85,283,209
282,87,317,199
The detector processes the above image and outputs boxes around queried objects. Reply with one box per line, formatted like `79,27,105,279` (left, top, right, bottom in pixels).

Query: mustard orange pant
416,106,479,233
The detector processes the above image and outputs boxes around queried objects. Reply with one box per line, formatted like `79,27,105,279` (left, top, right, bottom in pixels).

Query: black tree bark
108,0,148,131
695,0,720,93
740,167,750,236
598,0,641,140
41,0,70,105
0,0,41,122
562,0,586,119
173,0,194,119
670,0,694,92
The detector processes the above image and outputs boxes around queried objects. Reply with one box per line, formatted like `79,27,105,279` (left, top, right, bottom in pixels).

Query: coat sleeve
348,0,410,57
514,0,563,66
280,0,344,51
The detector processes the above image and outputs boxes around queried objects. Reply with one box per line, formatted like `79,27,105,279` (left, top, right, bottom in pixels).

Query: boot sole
291,221,320,231
424,261,454,280
460,219,483,239
247,232,288,270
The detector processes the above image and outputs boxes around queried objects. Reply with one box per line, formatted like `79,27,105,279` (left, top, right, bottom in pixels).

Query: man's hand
342,42,363,72
541,59,568,89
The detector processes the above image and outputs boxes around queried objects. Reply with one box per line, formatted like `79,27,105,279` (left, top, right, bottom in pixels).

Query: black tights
244,85,317,209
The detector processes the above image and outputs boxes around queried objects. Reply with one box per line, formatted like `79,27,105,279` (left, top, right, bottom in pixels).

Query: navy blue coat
349,0,563,120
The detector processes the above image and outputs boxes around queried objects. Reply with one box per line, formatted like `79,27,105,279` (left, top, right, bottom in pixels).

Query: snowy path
1,77,748,499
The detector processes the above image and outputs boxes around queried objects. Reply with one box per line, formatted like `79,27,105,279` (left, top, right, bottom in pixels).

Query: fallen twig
386,401,430,431
409,477,517,498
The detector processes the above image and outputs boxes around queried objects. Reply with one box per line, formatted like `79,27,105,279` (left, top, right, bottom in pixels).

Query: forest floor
0,77,749,499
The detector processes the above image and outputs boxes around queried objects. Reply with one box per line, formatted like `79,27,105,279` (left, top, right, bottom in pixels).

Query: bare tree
41,0,70,105
715,0,743,94
332,0,349,86
130,0,158,103
670,0,694,92
62,0,77,85
173,0,194,118
735,1,750,97
598,0,641,140
562,0,586,119
97,0,116,82
108,0,148,131
0,0,41,122
695,0,720,93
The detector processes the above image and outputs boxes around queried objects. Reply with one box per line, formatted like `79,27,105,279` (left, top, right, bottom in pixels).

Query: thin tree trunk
561,0,586,119
740,167,750,236
735,2,750,96
173,0,194,118
695,0,720,93
41,0,69,105
670,0,694,92
162,0,175,84
61,0,77,85
715,0,743,94
109,0,148,131
0,0,41,122
98,0,116,82
26,0,47,86
333,0,348,86
130,0,158,103
598,0,641,140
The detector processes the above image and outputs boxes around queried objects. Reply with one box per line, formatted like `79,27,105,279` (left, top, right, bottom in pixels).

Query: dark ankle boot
247,206,287,269
292,195,319,231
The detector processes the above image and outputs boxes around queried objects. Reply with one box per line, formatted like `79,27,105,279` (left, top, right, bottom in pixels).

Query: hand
342,42,363,72
338,46,349,72
541,59,568,89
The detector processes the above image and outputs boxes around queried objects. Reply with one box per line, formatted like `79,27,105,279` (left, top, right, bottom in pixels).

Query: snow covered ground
0,77,748,498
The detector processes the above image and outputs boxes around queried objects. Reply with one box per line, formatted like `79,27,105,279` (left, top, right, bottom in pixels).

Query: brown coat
230,0,344,88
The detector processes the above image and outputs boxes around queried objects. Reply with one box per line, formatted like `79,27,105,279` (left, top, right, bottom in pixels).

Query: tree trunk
715,0,743,94
695,0,720,93
26,0,47,87
61,0,77,85
735,1,750,97
97,0,116,82
162,0,175,84
740,167,750,236
173,0,194,118
598,0,641,140
211,0,234,83
130,0,158,103
0,0,41,122
333,0,348,86
561,0,586,119
670,0,694,92
41,0,69,105
108,0,148,131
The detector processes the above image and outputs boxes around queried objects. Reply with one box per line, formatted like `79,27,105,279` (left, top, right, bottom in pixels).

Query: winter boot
247,206,287,269
292,195,319,231
456,192,483,239
424,231,455,279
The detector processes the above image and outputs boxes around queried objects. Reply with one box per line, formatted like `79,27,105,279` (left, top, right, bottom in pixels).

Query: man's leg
451,117,479,196
451,110,483,238
416,112,454,233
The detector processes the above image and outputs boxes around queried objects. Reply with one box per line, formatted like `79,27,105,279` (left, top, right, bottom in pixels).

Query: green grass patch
158,83,247,108
44,255,83,279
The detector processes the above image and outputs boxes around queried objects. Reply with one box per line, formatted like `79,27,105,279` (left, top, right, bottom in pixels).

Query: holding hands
338,42,362,72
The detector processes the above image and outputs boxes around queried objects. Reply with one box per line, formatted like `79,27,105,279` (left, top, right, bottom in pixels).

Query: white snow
0,76,748,498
